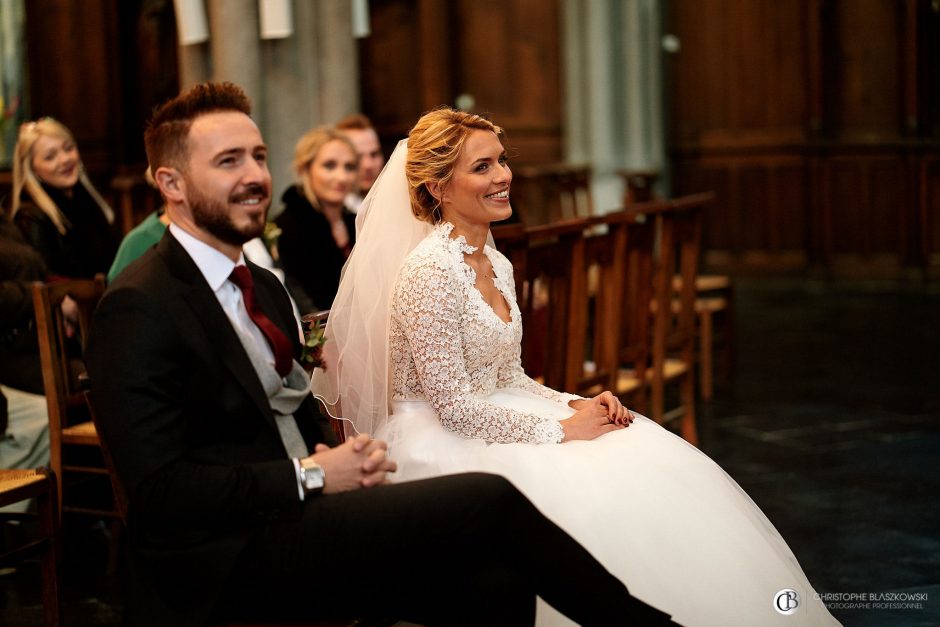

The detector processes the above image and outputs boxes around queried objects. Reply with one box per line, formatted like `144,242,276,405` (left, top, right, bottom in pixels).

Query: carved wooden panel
825,0,901,140
668,0,938,278
23,0,178,185
25,0,122,177
360,0,562,164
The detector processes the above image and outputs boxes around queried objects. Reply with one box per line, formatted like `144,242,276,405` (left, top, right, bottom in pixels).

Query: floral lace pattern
390,222,578,444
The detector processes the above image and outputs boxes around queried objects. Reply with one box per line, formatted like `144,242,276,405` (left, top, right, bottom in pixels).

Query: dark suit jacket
86,231,336,627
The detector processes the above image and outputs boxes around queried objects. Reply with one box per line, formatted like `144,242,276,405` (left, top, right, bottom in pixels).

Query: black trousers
217,473,673,626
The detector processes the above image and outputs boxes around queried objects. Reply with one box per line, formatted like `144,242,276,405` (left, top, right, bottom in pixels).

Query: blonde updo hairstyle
406,107,503,224
11,118,114,234
292,126,359,210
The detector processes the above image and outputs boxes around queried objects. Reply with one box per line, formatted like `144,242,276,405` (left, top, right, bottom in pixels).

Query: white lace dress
385,223,839,627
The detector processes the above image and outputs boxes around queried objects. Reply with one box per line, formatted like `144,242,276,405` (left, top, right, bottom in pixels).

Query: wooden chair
610,202,668,415
511,164,593,226
672,273,734,400
81,389,128,525
571,216,623,397
620,173,732,401
568,210,657,399
507,218,591,391
618,169,660,205
31,276,123,568
0,467,63,626
490,223,528,301
647,194,713,445
110,168,161,235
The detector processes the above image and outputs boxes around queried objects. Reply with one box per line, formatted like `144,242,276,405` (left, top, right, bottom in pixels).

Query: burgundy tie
229,265,293,377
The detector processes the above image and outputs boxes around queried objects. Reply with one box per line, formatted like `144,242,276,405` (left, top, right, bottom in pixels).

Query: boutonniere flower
263,222,283,262
301,316,327,372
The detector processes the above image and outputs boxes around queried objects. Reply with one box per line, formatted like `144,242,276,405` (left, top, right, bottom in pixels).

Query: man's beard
190,183,268,246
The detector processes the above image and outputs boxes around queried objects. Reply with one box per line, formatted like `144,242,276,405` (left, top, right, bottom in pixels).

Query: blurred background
1,0,938,281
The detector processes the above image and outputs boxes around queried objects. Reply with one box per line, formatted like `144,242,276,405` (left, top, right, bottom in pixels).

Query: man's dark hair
335,113,374,132
144,81,252,172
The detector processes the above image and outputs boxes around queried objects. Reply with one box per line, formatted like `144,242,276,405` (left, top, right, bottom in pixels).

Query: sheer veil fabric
311,140,431,437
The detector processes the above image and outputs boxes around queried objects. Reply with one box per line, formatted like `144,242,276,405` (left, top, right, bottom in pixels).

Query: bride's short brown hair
406,107,503,224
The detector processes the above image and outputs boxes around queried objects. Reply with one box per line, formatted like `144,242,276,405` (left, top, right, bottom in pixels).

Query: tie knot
230,265,253,291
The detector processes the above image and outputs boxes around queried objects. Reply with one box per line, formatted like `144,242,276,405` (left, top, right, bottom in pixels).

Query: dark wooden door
666,0,940,279
359,0,563,164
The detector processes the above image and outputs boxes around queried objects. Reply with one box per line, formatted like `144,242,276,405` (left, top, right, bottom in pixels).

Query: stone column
313,0,359,124
177,43,209,89
561,0,665,212
262,0,321,205
620,0,665,186
207,0,262,118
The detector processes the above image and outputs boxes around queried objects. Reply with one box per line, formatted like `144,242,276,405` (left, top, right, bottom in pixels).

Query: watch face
303,464,324,491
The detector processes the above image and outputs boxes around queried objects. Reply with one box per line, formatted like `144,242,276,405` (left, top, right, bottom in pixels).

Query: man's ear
154,166,185,203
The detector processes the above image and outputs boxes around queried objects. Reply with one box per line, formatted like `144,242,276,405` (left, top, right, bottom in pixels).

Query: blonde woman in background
274,126,359,314
12,118,117,279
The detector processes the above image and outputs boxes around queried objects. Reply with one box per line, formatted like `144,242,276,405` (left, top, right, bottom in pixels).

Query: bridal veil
311,140,432,437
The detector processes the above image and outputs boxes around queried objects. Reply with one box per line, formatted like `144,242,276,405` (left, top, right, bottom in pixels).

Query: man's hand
306,433,397,494
61,295,79,337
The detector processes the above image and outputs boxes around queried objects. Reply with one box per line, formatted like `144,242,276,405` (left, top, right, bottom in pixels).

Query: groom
86,82,674,627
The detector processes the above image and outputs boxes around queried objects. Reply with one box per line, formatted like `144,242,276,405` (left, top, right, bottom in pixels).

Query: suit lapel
156,233,280,431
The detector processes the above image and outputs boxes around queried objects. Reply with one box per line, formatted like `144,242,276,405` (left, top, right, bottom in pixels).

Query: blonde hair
11,118,114,234
405,107,503,224
292,126,359,209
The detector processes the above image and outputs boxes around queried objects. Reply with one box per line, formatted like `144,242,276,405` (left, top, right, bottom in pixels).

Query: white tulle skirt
383,388,839,627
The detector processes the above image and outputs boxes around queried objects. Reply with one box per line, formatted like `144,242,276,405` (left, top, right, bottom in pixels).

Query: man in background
336,113,384,212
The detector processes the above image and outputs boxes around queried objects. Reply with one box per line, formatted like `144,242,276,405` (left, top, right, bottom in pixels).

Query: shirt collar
169,224,246,291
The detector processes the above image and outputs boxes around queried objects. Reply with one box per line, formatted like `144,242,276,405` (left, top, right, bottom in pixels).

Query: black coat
86,231,336,626
274,185,356,313
0,217,47,394
14,183,118,279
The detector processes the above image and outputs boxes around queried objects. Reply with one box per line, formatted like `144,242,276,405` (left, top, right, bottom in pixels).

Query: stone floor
2,277,939,626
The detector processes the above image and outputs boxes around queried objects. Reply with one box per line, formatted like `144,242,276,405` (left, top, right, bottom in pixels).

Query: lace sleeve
497,341,583,407
393,258,563,444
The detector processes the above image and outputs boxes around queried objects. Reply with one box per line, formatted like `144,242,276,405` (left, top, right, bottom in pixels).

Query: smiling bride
313,107,840,627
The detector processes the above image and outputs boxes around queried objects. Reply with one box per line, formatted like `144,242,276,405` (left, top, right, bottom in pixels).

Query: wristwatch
299,458,325,495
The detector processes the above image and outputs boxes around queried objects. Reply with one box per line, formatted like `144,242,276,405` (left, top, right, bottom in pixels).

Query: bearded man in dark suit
86,82,674,627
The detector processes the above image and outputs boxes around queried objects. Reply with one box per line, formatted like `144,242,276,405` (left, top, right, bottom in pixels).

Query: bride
313,108,839,627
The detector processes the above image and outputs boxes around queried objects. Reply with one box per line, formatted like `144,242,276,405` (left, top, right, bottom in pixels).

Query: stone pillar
561,0,665,212
620,0,665,186
207,0,262,119
177,43,209,89
314,0,359,124
262,0,321,205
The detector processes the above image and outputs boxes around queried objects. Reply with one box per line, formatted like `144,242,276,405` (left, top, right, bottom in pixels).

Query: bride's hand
559,395,626,442
568,391,635,426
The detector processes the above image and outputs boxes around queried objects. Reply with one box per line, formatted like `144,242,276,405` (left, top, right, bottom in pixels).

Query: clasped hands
305,433,397,494
561,391,635,442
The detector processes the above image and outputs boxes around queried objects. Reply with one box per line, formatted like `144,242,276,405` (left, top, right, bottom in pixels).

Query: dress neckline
435,222,515,326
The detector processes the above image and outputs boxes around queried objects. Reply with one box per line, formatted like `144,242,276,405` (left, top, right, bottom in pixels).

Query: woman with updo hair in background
273,126,359,314
11,118,118,279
